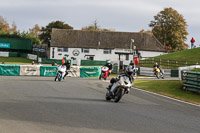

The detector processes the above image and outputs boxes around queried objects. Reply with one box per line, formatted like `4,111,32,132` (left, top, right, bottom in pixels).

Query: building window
63,47,68,52
57,48,63,52
126,54,129,60
103,49,112,54
82,48,89,53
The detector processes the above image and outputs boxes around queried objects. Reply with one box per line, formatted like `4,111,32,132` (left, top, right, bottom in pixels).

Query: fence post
185,61,187,66
159,59,162,65
152,58,154,64
175,60,178,67
168,60,169,68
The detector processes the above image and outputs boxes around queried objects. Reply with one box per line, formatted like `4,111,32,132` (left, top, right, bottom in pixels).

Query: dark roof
51,29,164,52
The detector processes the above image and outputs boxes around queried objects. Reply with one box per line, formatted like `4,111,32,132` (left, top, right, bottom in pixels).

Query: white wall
139,51,164,59
50,47,164,65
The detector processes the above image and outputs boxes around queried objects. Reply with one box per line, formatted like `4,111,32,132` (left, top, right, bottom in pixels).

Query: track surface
0,76,199,133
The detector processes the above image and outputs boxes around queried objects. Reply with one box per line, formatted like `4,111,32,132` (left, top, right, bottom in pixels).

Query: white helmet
107,60,111,63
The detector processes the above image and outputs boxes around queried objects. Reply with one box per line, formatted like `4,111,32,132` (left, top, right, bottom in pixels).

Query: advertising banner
0,52,9,57
20,65,40,76
40,66,58,76
27,54,37,60
0,43,10,48
80,67,101,77
0,64,20,76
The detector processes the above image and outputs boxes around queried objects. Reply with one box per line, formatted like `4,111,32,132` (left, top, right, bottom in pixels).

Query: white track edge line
132,87,200,108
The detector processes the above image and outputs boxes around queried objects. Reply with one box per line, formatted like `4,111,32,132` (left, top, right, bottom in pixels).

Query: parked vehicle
55,65,66,81
99,66,109,80
153,67,164,79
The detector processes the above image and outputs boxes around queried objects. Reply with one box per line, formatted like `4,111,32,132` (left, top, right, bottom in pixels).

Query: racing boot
106,84,112,90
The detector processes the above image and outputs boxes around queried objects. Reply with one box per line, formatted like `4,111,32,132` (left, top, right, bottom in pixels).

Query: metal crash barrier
183,71,200,93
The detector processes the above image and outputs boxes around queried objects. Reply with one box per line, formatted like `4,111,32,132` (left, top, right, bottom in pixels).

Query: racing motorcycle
99,66,109,80
54,65,66,81
105,75,133,103
153,67,164,79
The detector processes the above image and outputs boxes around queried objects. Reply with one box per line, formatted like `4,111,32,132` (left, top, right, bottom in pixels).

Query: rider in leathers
107,65,135,94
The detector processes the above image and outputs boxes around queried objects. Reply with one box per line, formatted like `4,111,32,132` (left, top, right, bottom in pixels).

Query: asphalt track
0,76,199,133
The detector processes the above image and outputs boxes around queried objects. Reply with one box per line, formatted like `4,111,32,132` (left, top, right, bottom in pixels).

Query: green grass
134,79,200,105
190,68,200,72
155,47,200,61
140,47,200,69
0,57,34,64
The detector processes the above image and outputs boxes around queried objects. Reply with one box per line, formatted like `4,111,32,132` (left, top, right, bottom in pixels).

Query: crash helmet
154,62,158,65
107,60,111,63
125,65,134,76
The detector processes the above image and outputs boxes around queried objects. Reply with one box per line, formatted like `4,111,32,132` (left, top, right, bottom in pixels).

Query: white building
50,29,165,66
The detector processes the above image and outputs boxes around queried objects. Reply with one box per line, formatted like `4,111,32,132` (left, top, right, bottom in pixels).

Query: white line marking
132,87,200,107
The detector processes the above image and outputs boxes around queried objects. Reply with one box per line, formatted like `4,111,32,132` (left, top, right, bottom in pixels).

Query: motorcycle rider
153,62,163,74
104,60,113,77
63,60,71,79
107,65,134,94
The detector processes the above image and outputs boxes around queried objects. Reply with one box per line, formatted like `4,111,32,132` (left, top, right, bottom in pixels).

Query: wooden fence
139,58,200,69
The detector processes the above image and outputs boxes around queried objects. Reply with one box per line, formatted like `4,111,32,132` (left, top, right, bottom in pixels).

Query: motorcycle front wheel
105,90,111,101
54,73,58,81
114,88,123,103
58,72,62,81
156,72,159,79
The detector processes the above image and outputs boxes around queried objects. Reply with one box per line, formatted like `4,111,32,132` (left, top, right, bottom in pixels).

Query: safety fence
139,57,200,69
0,65,180,78
81,60,107,66
80,67,101,77
183,71,200,93
0,64,96,77
138,67,179,78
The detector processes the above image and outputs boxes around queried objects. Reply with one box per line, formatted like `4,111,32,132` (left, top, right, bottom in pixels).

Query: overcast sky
0,0,199,47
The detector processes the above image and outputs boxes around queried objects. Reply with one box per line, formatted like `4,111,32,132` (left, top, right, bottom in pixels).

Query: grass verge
0,57,35,64
133,79,200,105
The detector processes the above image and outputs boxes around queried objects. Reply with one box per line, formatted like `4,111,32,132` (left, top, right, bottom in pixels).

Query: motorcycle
54,65,66,81
153,67,164,79
99,66,109,80
105,75,132,103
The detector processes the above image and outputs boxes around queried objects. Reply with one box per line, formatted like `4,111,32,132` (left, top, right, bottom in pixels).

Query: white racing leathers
58,65,66,78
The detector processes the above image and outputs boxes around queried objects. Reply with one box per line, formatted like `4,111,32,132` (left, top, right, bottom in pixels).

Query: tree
139,29,152,34
82,20,115,32
39,21,73,47
0,16,11,32
29,24,40,37
11,21,17,33
149,7,188,50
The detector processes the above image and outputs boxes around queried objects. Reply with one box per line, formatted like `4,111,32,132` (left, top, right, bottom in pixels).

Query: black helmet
125,65,134,76
67,60,70,64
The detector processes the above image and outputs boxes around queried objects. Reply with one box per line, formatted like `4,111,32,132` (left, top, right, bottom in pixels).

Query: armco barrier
80,67,101,77
0,64,20,76
40,66,58,76
20,65,40,76
183,71,200,93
